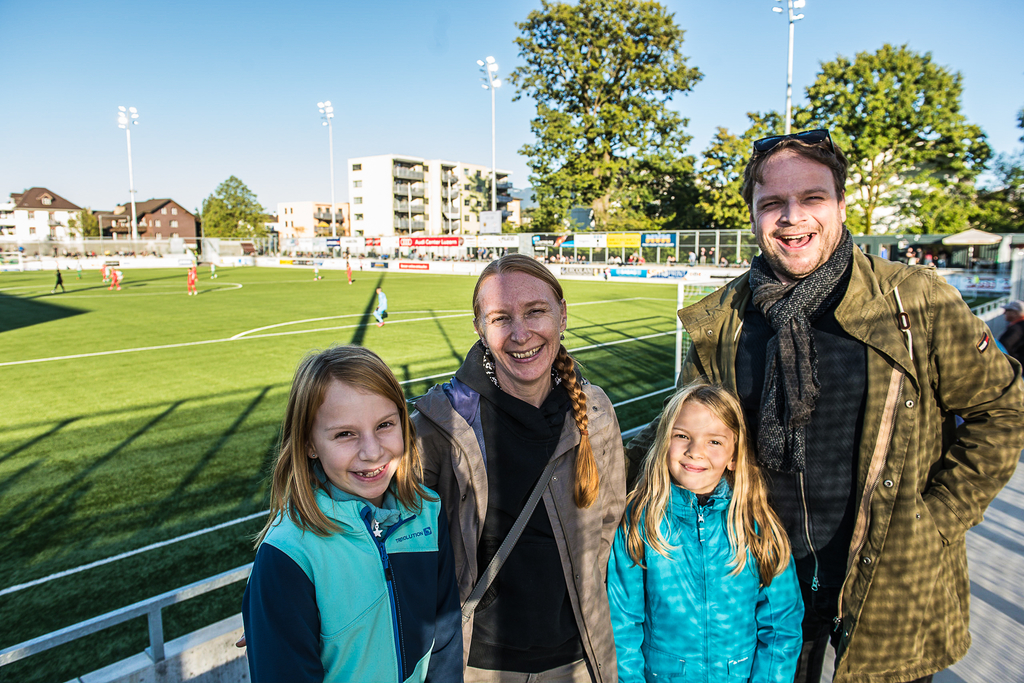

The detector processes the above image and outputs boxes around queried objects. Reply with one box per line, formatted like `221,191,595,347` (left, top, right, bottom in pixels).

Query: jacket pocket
320,589,388,640
644,645,685,680
727,650,754,678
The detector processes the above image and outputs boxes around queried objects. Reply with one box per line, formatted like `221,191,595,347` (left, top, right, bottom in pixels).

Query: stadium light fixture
478,57,501,212
772,0,806,134
318,101,337,238
116,106,140,241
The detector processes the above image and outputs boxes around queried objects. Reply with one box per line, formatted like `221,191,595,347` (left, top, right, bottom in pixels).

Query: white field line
1,297,663,368
230,309,473,340
1,283,244,299
0,511,267,598
0,332,676,595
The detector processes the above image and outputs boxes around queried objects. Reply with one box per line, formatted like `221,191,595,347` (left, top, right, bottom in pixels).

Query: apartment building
276,201,350,239
1,187,82,239
96,198,198,240
347,154,513,237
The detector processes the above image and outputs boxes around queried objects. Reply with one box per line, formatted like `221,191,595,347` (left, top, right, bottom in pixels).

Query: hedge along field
0,265,680,682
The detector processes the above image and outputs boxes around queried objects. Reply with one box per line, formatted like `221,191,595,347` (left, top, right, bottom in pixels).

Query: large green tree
694,112,783,231
510,0,702,230
800,44,990,234
68,208,99,237
201,176,266,238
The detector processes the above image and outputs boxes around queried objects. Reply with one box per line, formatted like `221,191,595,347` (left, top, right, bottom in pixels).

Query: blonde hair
255,345,433,546
622,381,791,585
472,254,599,508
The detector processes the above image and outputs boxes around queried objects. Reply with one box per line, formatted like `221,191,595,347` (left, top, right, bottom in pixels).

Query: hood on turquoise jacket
607,480,803,683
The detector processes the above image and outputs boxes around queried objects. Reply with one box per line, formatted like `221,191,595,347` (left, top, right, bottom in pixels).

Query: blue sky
1,0,1021,216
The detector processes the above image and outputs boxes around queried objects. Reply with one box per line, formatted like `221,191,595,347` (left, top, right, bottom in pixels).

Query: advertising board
606,233,641,248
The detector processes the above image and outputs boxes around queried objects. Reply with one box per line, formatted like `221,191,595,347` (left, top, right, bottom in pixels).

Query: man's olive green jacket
627,249,1023,682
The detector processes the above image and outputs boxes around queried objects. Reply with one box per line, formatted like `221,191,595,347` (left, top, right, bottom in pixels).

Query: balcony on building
442,171,459,184
393,218,426,231
442,185,460,200
394,201,425,214
313,211,344,223
393,183,425,198
496,194,512,206
393,166,425,181
496,178,513,192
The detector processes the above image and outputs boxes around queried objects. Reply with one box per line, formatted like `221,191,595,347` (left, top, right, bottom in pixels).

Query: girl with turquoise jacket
608,382,802,683
242,346,462,683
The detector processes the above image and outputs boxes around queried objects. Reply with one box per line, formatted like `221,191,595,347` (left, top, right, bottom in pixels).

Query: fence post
147,608,165,662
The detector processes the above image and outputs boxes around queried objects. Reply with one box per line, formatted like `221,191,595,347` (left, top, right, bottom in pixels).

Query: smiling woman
413,254,626,683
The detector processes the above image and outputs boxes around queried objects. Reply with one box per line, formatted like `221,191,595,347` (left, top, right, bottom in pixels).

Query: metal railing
393,202,425,213
393,183,425,197
970,295,1010,316
393,219,426,230
0,564,252,668
393,168,424,181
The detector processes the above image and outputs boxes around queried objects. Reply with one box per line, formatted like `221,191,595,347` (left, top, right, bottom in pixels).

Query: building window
355,214,364,220
170,220,178,228
171,208,178,215
29,227,36,234
156,220,161,227
464,184,471,191
156,233,162,239
161,208,167,214
354,197,362,204
464,199,471,206
41,197,52,206
353,180,362,188
352,163,362,171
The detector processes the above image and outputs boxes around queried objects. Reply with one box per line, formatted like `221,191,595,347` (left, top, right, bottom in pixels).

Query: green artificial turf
0,265,691,681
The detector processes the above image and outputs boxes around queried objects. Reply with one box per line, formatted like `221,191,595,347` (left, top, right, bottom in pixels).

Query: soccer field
0,265,682,681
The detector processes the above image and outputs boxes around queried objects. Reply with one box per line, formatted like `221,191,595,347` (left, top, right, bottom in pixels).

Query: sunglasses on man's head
752,129,835,155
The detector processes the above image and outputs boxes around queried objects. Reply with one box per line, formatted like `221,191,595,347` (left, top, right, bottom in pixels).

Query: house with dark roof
97,198,198,242
0,187,82,239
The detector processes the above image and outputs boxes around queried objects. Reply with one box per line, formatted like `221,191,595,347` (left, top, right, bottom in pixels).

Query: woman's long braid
554,345,599,508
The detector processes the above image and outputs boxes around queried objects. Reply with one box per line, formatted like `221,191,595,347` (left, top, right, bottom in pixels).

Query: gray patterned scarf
749,229,854,473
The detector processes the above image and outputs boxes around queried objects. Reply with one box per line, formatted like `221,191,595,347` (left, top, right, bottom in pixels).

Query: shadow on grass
431,308,469,366
0,291,84,333
151,387,272,526
1,418,78,465
348,273,387,347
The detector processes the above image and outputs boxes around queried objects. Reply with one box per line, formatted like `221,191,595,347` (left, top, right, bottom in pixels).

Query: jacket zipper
798,473,821,592
363,510,415,682
834,371,905,636
696,501,709,683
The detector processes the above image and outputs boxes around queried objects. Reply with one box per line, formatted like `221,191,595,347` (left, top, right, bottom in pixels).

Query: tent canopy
941,229,1002,246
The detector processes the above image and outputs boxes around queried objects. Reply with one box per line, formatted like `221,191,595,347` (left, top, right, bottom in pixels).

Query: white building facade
1,188,82,240
347,154,513,237
275,201,349,240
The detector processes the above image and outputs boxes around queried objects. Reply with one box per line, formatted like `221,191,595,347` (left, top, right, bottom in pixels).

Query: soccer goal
674,281,721,384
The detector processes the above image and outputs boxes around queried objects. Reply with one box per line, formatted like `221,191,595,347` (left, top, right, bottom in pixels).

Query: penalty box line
0,331,676,596
0,297,656,368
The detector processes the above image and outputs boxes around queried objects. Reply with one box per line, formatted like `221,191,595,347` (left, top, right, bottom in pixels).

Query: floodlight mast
773,0,805,134
477,57,501,212
317,101,337,237
116,106,140,240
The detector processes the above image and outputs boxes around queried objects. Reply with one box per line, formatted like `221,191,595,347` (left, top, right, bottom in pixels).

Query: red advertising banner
399,236,462,247
365,237,382,246
399,262,430,271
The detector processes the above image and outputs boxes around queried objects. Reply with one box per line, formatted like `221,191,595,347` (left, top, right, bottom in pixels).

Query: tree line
513,0,1023,235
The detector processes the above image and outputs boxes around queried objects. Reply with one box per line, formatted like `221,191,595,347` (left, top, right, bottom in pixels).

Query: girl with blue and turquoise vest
608,382,803,683
242,345,462,683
